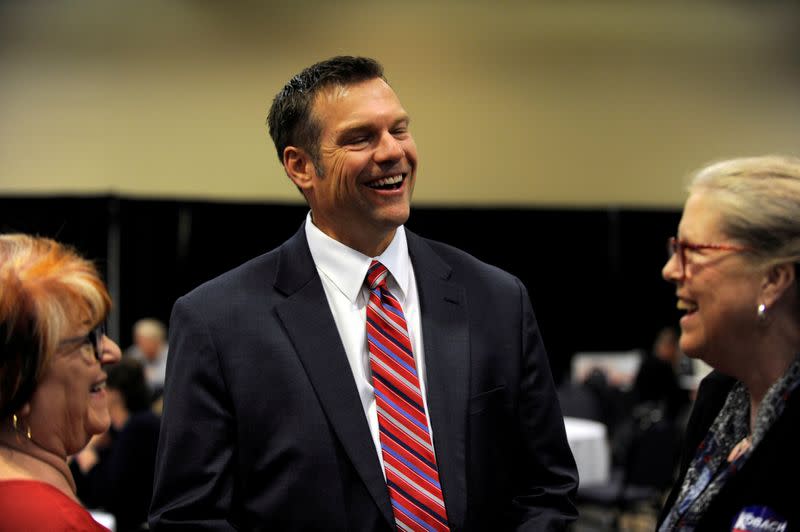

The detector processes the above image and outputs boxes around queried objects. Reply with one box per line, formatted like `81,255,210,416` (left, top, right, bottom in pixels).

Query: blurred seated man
607,328,690,468
125,318,168,399
631,326,691,423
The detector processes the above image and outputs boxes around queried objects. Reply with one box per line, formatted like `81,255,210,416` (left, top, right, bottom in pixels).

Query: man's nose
374,132,404,163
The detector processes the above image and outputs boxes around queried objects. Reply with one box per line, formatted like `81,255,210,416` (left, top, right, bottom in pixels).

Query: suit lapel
273,227,395,527
407,231,469,529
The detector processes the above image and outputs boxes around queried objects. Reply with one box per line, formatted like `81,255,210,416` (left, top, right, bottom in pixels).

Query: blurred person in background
631,326,691,424
658,155,800,530
0,234,121,530
611,326,689,471
126,317,168,400
72,357,160,532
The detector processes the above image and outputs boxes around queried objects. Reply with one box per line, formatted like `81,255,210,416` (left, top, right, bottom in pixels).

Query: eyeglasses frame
59,322,107,362
667,236,752,277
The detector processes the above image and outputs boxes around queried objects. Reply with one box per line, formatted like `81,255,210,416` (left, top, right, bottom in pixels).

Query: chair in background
557,378,605,425
558,368,629,441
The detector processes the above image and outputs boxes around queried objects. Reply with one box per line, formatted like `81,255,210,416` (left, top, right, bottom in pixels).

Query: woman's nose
100,336,122,365
662,252,682,283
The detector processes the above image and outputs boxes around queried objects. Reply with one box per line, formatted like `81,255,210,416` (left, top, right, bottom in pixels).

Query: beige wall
1,1,798,207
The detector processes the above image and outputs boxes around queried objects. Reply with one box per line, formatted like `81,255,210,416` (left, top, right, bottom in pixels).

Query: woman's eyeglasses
59,322,107,362
667,236,751,277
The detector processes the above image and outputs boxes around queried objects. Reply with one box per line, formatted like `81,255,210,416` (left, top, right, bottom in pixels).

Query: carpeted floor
571,502,659,532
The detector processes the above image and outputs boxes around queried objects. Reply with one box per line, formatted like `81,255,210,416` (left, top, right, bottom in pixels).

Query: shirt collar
304,212,411,303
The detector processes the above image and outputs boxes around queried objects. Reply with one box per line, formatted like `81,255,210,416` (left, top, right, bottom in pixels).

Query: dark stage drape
0,196,681,384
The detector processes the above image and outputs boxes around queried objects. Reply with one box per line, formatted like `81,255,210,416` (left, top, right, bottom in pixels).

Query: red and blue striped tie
365,260,450,532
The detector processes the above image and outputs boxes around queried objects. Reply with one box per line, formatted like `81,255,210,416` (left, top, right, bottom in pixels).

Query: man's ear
283,146,315,191
761,262,797,308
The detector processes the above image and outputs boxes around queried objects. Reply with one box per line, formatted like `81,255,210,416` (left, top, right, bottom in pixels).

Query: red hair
0,234,111,419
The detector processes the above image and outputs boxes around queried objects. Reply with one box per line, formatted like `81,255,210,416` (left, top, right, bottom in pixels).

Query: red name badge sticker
732,506,788,532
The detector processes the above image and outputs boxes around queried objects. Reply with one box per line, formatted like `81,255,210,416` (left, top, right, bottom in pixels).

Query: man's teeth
368,175,403,188
90,382,106,393
677,300,697,312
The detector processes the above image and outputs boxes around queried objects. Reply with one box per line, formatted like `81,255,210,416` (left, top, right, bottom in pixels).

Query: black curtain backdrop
0,196,682,384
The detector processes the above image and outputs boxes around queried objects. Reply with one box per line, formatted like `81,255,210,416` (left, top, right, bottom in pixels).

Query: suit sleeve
508,278,579,531
149,296,238,531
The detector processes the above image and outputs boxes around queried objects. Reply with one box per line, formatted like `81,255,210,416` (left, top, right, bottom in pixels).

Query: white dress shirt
304,213,434,469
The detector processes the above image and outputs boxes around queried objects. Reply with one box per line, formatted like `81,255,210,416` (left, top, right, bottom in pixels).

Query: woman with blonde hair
0,234,121,530
658,155,800,530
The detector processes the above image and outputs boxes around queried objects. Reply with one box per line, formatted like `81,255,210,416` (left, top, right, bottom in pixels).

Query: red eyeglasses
667,237,752,276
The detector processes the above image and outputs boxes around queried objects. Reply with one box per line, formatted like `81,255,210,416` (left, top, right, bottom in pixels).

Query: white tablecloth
563,416,610,488
90,510,116,531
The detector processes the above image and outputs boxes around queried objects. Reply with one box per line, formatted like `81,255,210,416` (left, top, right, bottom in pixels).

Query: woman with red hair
0,234,121,530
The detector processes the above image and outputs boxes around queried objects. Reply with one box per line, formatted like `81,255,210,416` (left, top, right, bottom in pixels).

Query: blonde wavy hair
0,234,111,420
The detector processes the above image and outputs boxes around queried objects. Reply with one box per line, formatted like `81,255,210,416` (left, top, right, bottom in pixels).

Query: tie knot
366,260,389,290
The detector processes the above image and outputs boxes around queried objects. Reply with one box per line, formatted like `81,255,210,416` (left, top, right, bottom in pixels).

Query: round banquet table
563,416,610,488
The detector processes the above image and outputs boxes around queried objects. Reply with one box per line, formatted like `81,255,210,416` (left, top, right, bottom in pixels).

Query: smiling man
150,56,578,531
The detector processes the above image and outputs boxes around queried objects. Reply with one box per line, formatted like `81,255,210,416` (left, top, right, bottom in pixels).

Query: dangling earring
757,303,767,321
12,414,32,441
